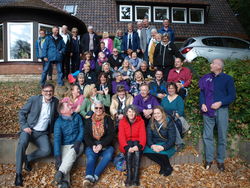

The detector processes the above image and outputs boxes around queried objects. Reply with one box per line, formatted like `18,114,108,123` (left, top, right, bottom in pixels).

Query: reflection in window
172,7,187,23
0,24,3,60
39,23,53,35
63,5,77,16
154,7,169,22
8,22,33,61
190,8,204,24
119,5,133,21
135,6,151,21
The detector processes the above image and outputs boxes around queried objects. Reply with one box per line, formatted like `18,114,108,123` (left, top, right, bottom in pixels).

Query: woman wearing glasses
83,101,115,187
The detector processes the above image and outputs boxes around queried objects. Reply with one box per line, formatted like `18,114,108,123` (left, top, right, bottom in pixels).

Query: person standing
41,26,65,86
15,84,59,186
70,27,82,73
158,19,175,43
61,25,72,78
199,58,236,171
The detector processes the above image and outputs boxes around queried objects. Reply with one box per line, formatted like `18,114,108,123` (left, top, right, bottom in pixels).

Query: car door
200,37,229,62
222,38,250,60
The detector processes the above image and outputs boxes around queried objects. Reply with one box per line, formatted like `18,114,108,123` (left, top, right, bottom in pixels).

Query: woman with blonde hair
130,70,145,96
144,105,176,176
114,29,123,53
80,84,110,119
101,31,113,52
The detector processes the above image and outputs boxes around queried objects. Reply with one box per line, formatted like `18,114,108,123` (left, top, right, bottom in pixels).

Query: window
172,7,187,23
223,38,250,49
0,24,3,61
182,38,196,48
202,38,224,47
135,6,151,22
64,5,77,15
153,7,169,22
119,5,133,21
38,23,53,35
7,22,33,61
189,8,204,24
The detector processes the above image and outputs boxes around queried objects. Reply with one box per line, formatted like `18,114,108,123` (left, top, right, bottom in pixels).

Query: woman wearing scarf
114,29,123,53
144,106,176,176
118,105,146,186
83,101,115,187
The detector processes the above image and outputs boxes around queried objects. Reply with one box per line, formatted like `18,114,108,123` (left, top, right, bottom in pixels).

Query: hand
103,88,109,95
211,102,222,110
131,146,139,152
80,53,82,57
23,128,32,135
118,114,124,120
201,104,208,112
128,147,134,153
141,49,144,53
44,57,48,62
55,155,62,170
93,145,98,153
176,83,183,91
157,93,165,99
71,141,81,154
70,53,73,57
136,49,140,53
96,144,102,152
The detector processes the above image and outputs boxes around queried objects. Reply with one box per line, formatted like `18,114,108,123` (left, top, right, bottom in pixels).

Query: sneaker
83,177,94,188
217,162,225,172
204,161,212,170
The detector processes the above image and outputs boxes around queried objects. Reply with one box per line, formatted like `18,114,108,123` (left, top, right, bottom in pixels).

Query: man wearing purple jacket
133,83,159,125
199,59,236,172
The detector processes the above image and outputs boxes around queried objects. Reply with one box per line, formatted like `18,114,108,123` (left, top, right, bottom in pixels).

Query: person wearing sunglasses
15,84,59,186
83,101,115,187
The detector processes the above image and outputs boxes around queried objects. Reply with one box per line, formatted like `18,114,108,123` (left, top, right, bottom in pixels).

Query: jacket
153,42,184,68
110,94,134,119
121,31,140,52
167,67,192,87
84,115,114,147
147,118,176,150
80,32,100,55
54,113,84,156
133,94,159,112
158,26,175,42
35,36,46,59
149,80,168,97
101,38,113,52
19,95,59,133
42,34,65,62
114,36,123,53
118,115,146,153
108,54,124,69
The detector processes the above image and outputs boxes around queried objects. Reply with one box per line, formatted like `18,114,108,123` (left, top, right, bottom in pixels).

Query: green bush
184,58,250,145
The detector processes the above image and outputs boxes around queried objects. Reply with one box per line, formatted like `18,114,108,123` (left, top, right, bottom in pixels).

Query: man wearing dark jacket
41,26,65,86
108,48,124,70
15,84,59,186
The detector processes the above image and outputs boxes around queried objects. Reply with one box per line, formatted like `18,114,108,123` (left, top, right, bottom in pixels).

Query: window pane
136,7,150,20
0,25,3,60
8,23,32,60
190,9,203,22
202,38,224,47
224,38,249,49
173,8,185,21
120,5,132,21
155,8,168,21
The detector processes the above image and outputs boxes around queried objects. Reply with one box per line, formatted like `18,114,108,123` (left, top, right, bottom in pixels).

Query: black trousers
144,153,172,171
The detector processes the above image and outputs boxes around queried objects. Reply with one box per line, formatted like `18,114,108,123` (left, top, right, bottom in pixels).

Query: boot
162,155,173,176
14,173,23,186
132,151,141,186
125,152,133,187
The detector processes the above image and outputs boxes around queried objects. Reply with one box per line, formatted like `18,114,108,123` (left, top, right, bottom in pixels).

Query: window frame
135,5,151,22
38,23,53,35
0,24,3,62
189,8,204,24
119,5,133,22
63,4,78,16
171,7,187,23
7,22,33,61
153,6,169,22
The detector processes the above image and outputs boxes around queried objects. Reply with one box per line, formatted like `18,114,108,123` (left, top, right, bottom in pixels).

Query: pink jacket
101,38,113,52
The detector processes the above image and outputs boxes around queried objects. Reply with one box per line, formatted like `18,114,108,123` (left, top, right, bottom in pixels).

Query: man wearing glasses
15,84,59,186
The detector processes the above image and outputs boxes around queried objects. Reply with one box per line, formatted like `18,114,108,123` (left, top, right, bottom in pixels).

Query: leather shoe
14,173,23,186
24,158,32,172
217,163,225,172
204,161,212,170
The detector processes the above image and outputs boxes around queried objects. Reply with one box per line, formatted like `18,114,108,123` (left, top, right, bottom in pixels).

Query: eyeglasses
95,107,103,110
43,90,53,93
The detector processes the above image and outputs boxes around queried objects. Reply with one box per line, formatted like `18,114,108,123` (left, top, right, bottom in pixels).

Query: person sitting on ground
133,83,159,125
80,84,110,119
108,48,124,71
53,101,84,188
118,59,134,81
149,70,168,101
118,105,146,186
110,85,134,129
75,73,86,95
101,62,113,80
83,101,115,187
81,62,97,85
127,51,143,71
111,71,130,94
101,31,113,53
138,61,154,83
15,83,59,186
167,57,192,99
62,84,84,113
130,70,145,97
100,41,111,58
144,106,176,176
79,51,96,71
96,72,112,95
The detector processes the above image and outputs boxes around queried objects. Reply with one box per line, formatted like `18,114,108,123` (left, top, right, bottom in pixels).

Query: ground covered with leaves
0,158,249,188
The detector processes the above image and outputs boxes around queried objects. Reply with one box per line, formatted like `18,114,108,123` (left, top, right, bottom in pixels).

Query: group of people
15,18,236,187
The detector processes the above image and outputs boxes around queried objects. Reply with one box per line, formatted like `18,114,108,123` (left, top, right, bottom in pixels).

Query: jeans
203,107,229,163
41,61,63,86
16,131,51,174
85,146,114,178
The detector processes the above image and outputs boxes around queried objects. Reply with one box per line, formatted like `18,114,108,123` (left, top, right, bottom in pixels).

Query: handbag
178,116,190,133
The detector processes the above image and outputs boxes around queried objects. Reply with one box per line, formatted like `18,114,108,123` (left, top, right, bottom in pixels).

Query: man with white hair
80,25,100,58
199,58,236,171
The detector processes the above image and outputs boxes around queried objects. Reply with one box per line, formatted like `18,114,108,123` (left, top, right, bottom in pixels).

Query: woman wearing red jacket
118,105,146,186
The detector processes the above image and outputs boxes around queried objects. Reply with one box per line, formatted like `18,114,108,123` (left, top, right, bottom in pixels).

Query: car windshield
182,38,196,47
